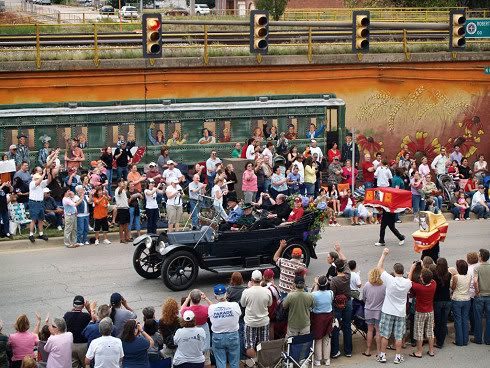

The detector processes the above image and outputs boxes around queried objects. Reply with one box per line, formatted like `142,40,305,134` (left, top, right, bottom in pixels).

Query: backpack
274,298,289,323
267,285,279,321
333,294,348,310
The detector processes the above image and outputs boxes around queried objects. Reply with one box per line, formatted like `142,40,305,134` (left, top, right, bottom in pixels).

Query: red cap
292,248,303,257
389,159,396,166
263,268,275,280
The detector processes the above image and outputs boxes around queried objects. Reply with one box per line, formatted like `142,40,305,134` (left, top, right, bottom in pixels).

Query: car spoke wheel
133,244,162,279
281,241,311,266
162,251,199,291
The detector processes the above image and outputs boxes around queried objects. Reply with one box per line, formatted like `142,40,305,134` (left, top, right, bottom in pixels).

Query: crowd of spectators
0,126,488,245
1,246,489,368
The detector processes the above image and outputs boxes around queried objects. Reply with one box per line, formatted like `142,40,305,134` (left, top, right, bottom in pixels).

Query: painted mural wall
0,61,488,162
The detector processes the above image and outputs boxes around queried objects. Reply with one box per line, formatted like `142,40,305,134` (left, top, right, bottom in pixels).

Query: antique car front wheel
281,241,311,266
133,243,163,279
161,250,199,291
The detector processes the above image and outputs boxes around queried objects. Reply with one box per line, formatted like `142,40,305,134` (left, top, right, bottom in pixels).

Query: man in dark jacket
341,133,360,165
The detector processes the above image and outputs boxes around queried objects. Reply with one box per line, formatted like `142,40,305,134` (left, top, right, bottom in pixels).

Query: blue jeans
117,166,128,181
473,295,490,344
129,207,141,231
452,300,470,346
451,206,470,219
472,204,489,219
364,181,374,189
146,208,159,234
189,199,200,228
1,211,10,235
212,331,240,368
106,168,113,195
331,299,353,356
76,216,89,244
343,208,358,218
434,300,451,346
305,183,315,196
263,178,271,194
412,194,425,215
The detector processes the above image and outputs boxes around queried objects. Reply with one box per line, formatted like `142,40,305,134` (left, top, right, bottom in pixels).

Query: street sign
465,19,490,38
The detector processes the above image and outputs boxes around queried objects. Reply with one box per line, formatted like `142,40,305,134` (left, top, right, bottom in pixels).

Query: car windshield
125,7,137,11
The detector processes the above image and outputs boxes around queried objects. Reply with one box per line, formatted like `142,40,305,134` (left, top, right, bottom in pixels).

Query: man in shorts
376,248,412,364
165,177,183,232
28,172,51,243
240,270,272,365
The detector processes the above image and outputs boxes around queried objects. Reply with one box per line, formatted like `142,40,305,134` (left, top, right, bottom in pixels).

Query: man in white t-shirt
246,141,256,160
240,270,272,361
377,248,412,364
162,160,184,185
85,317,123,368
374,160,393,188
206,151,222,190
209,284,241,368
166,178,183,232
309,139,323,163
28,172,51,243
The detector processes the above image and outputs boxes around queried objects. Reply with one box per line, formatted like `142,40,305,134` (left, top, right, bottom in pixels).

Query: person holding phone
120,319,154,368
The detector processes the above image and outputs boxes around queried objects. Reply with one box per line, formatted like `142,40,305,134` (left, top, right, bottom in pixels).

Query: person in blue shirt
219,194,242,231
306,122,326,140
82,304,114,347
121,319,154,368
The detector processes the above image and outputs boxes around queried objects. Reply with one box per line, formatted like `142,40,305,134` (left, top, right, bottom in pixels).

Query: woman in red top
327,142,340,163
341,159,358,186
287,197,305,222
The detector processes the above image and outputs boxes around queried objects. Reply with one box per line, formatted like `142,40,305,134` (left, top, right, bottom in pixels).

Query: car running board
208,265,274,274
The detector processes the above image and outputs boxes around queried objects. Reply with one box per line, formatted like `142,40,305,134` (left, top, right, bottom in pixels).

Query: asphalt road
0,220,489,366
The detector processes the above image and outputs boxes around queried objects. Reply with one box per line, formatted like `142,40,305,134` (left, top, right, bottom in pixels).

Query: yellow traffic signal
250,10,269,54
352,11,370,53
449,10,466,50
143,14,162,58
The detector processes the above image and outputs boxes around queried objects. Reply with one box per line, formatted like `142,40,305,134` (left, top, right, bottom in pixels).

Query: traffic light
449,9,466,51
142,13,162,59
352,10,370,53
250,10,269,55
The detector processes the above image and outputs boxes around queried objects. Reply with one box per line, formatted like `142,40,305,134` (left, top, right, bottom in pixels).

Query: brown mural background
0,61,489,161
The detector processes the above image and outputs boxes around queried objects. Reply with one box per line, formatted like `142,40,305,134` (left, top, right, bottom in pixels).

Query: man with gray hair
74,185,90,246
209,284,241,368
45,317,73,368
85,317,124,368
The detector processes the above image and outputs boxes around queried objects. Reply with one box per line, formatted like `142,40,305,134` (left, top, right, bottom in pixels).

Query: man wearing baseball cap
283,275,314,337
162,160,184,186
28,171,51,243
173,310,207,368
273,240,307,299
64,295,93,368
240,270,272,364
208,284,242,368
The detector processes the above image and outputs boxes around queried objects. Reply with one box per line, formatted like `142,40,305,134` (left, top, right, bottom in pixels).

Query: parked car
120,5,138,19
194,3,210,15
0,0,5,12
132,211,320,291
99,5,114,15
164,7,190,16
40,0,51,5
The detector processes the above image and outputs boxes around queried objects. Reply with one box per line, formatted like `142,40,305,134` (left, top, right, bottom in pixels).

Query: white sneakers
95,239,99,245
399,239,405,246
314,360,321,366
103,239,111,244
57,226,63,231
374,242,386,246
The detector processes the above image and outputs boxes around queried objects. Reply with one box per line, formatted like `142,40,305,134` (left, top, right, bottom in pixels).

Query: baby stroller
351,298,368,340
437,174,457,206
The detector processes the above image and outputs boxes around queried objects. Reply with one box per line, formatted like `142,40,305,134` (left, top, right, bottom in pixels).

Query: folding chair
256,338,285,368
351,298,368,340
281,334,314,368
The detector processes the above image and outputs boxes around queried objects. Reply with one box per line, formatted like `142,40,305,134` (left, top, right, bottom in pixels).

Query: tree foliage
255,0,289,21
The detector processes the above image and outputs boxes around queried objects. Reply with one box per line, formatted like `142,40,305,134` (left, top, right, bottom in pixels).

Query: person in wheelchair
218,193,242,231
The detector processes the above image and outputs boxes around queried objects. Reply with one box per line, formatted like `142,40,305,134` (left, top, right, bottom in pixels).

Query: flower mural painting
400,131,441,163
357,134,384,156
459,115,484,136
446,135,480,158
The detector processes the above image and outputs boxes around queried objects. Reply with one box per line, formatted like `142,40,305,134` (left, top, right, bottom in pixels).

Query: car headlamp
156,241,166,254
144,236,152,249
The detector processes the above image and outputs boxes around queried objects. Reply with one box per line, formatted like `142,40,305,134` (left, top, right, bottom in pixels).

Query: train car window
198,120,216,145
166,121,186,146
148,122,166,146
218,120,232,143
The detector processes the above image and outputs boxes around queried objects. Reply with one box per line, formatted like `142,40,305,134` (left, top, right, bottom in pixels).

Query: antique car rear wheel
133,244,162,279
281,241,311,266
161,250,199,291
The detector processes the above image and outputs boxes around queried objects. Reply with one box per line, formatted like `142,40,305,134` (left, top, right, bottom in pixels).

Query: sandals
409,352,422,358
427,351,435,357
387,345,396,351
362,352,372,357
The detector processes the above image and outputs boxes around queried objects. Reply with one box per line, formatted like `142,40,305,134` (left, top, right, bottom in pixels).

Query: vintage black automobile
132,212,319,291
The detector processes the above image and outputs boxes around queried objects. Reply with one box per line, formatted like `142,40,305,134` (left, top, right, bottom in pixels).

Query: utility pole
190,0,195,16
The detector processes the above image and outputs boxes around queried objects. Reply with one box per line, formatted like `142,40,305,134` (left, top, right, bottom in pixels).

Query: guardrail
1,19,489,69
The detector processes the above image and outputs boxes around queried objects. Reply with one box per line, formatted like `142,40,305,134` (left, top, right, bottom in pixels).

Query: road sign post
465,19,490,38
